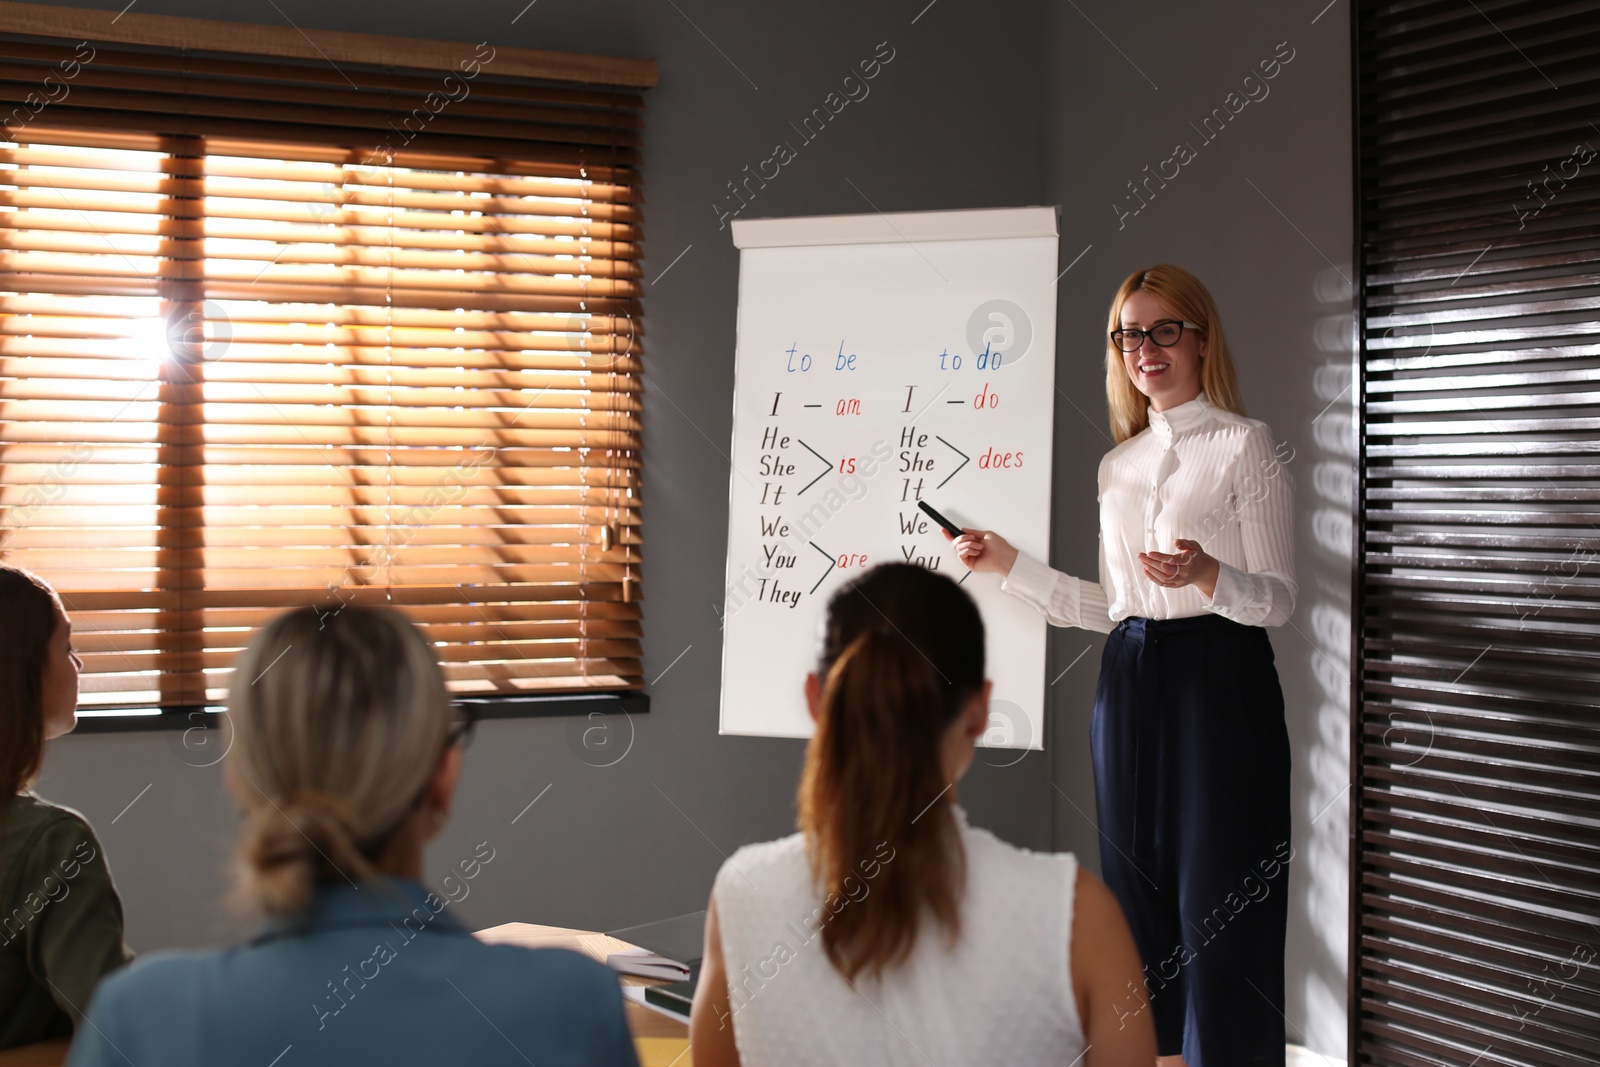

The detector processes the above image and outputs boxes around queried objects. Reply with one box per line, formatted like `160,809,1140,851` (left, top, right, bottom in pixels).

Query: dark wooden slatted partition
1352,1,1600,1064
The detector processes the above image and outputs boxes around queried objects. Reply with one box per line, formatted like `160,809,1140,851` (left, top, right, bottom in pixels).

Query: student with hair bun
0,565,130,1050
68,605,639,1067
689,562,1156,1067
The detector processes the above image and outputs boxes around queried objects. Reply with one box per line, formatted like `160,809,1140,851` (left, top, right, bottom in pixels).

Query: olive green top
0,793,131,1050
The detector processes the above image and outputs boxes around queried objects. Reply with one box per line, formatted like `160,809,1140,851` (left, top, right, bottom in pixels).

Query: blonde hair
1104,264,1245,443
227,606,452,915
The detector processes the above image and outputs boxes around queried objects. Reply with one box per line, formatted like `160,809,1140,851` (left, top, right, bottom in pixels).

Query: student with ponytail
0,565,130,1050
690,563,1156,1067
67,606,639,1067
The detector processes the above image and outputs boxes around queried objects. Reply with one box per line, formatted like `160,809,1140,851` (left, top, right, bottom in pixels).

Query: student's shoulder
463,941,627,1026
716,831,806,892
85,947,218,1017
7,793,93,838
1068,866,1137,976
4,793,102,868
961,818,1079,878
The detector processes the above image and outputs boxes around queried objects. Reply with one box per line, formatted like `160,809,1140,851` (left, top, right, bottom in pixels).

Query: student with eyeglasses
66,606,639,1067
947,264,1296,1067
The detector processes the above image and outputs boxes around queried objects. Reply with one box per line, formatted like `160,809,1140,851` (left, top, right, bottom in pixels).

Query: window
0,11,654,714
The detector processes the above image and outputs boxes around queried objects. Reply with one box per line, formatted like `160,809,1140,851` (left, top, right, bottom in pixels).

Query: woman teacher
947,264,1295,1067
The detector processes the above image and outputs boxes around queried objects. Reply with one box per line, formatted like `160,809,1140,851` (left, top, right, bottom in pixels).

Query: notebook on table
604,911,705,983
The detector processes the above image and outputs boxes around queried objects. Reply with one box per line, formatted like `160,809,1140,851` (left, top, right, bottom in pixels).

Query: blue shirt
66,878,639,1067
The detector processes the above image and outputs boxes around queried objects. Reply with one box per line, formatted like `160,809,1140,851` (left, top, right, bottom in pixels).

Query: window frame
0,3,656,727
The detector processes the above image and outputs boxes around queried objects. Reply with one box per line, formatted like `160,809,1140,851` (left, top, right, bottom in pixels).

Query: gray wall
32,0,1351,1059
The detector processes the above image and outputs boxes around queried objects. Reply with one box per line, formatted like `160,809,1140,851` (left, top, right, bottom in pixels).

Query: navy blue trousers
1092,614,1291,1067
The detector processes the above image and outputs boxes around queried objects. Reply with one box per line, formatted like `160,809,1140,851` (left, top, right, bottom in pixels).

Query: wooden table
0,924,691,1067
0,1040,65,1067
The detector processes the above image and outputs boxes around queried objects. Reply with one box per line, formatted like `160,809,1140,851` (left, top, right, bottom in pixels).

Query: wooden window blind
1352,1,1600,1064
0,14,654,710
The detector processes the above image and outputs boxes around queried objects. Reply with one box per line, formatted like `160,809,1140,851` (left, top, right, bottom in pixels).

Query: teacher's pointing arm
945,526,1116,634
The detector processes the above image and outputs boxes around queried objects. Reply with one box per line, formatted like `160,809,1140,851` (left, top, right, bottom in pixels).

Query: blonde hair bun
227,606,452,915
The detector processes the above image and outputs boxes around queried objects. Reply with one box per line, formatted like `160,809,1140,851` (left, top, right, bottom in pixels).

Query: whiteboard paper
718,207,1059,749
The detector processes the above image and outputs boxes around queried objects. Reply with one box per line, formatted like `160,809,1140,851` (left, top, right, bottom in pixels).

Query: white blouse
711,807,1087,1067
1001,392,1296,632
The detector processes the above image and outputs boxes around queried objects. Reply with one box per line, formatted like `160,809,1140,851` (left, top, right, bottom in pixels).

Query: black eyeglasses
446,704,477,752
1110,319,1202,352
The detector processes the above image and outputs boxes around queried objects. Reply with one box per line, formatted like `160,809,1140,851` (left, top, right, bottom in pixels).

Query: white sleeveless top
711,807,1086,1067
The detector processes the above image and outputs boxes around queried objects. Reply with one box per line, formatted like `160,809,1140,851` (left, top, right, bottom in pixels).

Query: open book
606,946,692,981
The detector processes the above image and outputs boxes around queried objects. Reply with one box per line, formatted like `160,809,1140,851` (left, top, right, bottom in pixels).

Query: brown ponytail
228,606,452,915
798,562,985,981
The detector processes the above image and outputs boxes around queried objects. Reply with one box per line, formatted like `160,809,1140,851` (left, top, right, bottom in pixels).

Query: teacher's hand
944,527,1019,577
1138,539,1220,597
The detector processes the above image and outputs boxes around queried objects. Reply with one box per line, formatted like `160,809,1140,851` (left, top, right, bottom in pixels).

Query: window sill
68,691,649,734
